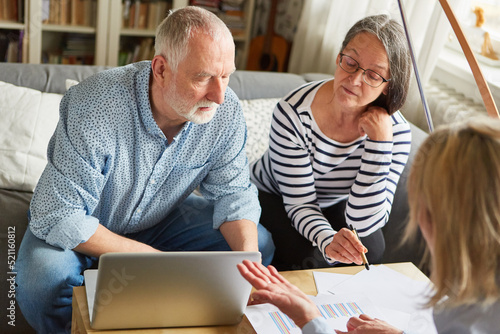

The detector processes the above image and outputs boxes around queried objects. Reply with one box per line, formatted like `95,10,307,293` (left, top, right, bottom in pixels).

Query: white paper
312,271,350,294
245,293,384,334
328,265,437,334
246,265,437,334
83,269,98,323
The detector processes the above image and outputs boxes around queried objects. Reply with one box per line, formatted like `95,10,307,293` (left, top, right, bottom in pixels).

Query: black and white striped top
250,80,412,260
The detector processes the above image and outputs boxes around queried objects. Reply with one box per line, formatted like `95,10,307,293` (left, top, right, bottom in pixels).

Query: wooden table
72,262,428,333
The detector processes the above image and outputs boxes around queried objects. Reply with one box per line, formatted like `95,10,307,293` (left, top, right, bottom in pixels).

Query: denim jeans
15,194,274,334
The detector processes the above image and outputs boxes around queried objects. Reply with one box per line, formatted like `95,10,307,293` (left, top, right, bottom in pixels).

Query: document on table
244,265,437,334
326,265,436,334
245,293,384,333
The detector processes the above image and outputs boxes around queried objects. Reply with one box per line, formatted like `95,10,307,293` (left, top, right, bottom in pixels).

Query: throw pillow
240,98,280,163
0,81,62,192
65,78,79,90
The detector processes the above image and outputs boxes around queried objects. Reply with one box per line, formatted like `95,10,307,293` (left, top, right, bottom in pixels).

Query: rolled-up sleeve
29,85,109,249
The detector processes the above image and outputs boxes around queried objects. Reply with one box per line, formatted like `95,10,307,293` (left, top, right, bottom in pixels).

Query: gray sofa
0,63,427,333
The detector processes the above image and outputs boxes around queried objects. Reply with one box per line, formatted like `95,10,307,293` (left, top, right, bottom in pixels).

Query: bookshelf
0,0,28,63
106,0,183,66
28,0,108,65
107,0,255,69
2,0,255,67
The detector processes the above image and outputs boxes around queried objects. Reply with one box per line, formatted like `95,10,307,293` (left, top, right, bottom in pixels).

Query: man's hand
335,314,403,334
325,228,367,264
358,106,393,141
237,260,321,328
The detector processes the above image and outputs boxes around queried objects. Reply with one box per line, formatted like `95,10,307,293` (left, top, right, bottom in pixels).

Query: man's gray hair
341,14,411,115
155,6,233,72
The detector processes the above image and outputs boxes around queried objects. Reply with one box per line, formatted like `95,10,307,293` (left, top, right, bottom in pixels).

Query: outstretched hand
237,260,321,328
334,314,403,334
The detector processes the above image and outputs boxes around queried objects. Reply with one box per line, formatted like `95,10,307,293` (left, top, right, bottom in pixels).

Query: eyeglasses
338,53,390,88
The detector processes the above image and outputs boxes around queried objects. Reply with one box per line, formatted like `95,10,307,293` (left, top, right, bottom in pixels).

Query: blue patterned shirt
28,61,260,250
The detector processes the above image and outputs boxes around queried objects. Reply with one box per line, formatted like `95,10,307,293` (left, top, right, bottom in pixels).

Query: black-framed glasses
339,53,390,88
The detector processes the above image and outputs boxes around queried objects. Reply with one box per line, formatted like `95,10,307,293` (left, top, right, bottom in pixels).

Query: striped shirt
250,80,411,261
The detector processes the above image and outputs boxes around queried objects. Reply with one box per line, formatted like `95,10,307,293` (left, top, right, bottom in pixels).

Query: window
435,0,500,109
446,0,500,65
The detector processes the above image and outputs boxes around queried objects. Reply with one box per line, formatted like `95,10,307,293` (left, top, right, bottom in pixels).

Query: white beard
179,100,219,124
165,82,219,124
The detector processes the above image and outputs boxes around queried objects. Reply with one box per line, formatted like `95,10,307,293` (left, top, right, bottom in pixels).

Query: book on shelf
0,33,8,61
42,0,97,27
60,0,69,24
0,29,25,63
122,0,172,30
0,0,24,23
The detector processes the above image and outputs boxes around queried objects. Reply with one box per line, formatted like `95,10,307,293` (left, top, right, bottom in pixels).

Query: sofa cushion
229,70,307,100
241,98,280,163
0,188,34,333
0,63,111,95
0,81,61,191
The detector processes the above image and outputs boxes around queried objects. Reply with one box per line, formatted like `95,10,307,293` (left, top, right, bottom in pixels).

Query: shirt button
150,179,156,184
137,208,142,213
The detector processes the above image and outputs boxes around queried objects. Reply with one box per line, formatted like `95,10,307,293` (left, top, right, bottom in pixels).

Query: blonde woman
239,117,500,333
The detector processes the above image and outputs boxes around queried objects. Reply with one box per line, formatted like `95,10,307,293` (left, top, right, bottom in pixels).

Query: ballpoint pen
349,224,370,270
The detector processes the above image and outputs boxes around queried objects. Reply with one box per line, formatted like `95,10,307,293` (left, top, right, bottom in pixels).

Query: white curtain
287,0,468,128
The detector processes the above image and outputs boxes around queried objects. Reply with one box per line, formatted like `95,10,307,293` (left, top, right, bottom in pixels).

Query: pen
349,224,370,270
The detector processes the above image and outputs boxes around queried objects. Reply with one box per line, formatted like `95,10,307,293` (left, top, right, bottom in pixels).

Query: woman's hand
237,260,321,328
325,228,367,264
358,106,393,142
335,314,403,334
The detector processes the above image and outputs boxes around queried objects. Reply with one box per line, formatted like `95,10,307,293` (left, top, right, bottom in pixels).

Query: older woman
239,117,500,333
250,14,412,269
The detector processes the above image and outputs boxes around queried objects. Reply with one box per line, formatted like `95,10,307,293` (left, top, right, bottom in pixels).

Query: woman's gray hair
341,14,411,115
154,6,233,72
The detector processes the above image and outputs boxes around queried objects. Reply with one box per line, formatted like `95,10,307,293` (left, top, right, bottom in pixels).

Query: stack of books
220,0,246,37
190,0,221,14
42,33,95,64
190,0,246,37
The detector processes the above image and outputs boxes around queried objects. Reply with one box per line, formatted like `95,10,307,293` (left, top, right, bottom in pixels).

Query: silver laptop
83,251,261,330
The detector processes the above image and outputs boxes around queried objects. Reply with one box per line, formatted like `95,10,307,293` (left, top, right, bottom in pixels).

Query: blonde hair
406,117,500,308
154,6,233,72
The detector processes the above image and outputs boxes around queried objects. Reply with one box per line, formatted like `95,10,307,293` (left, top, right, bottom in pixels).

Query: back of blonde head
407,117,500,308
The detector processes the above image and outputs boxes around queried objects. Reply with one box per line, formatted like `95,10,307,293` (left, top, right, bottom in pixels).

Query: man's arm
219,219,258,252
73,224,159,257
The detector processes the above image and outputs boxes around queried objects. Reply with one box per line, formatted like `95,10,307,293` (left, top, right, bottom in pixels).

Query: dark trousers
258,190,385,271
